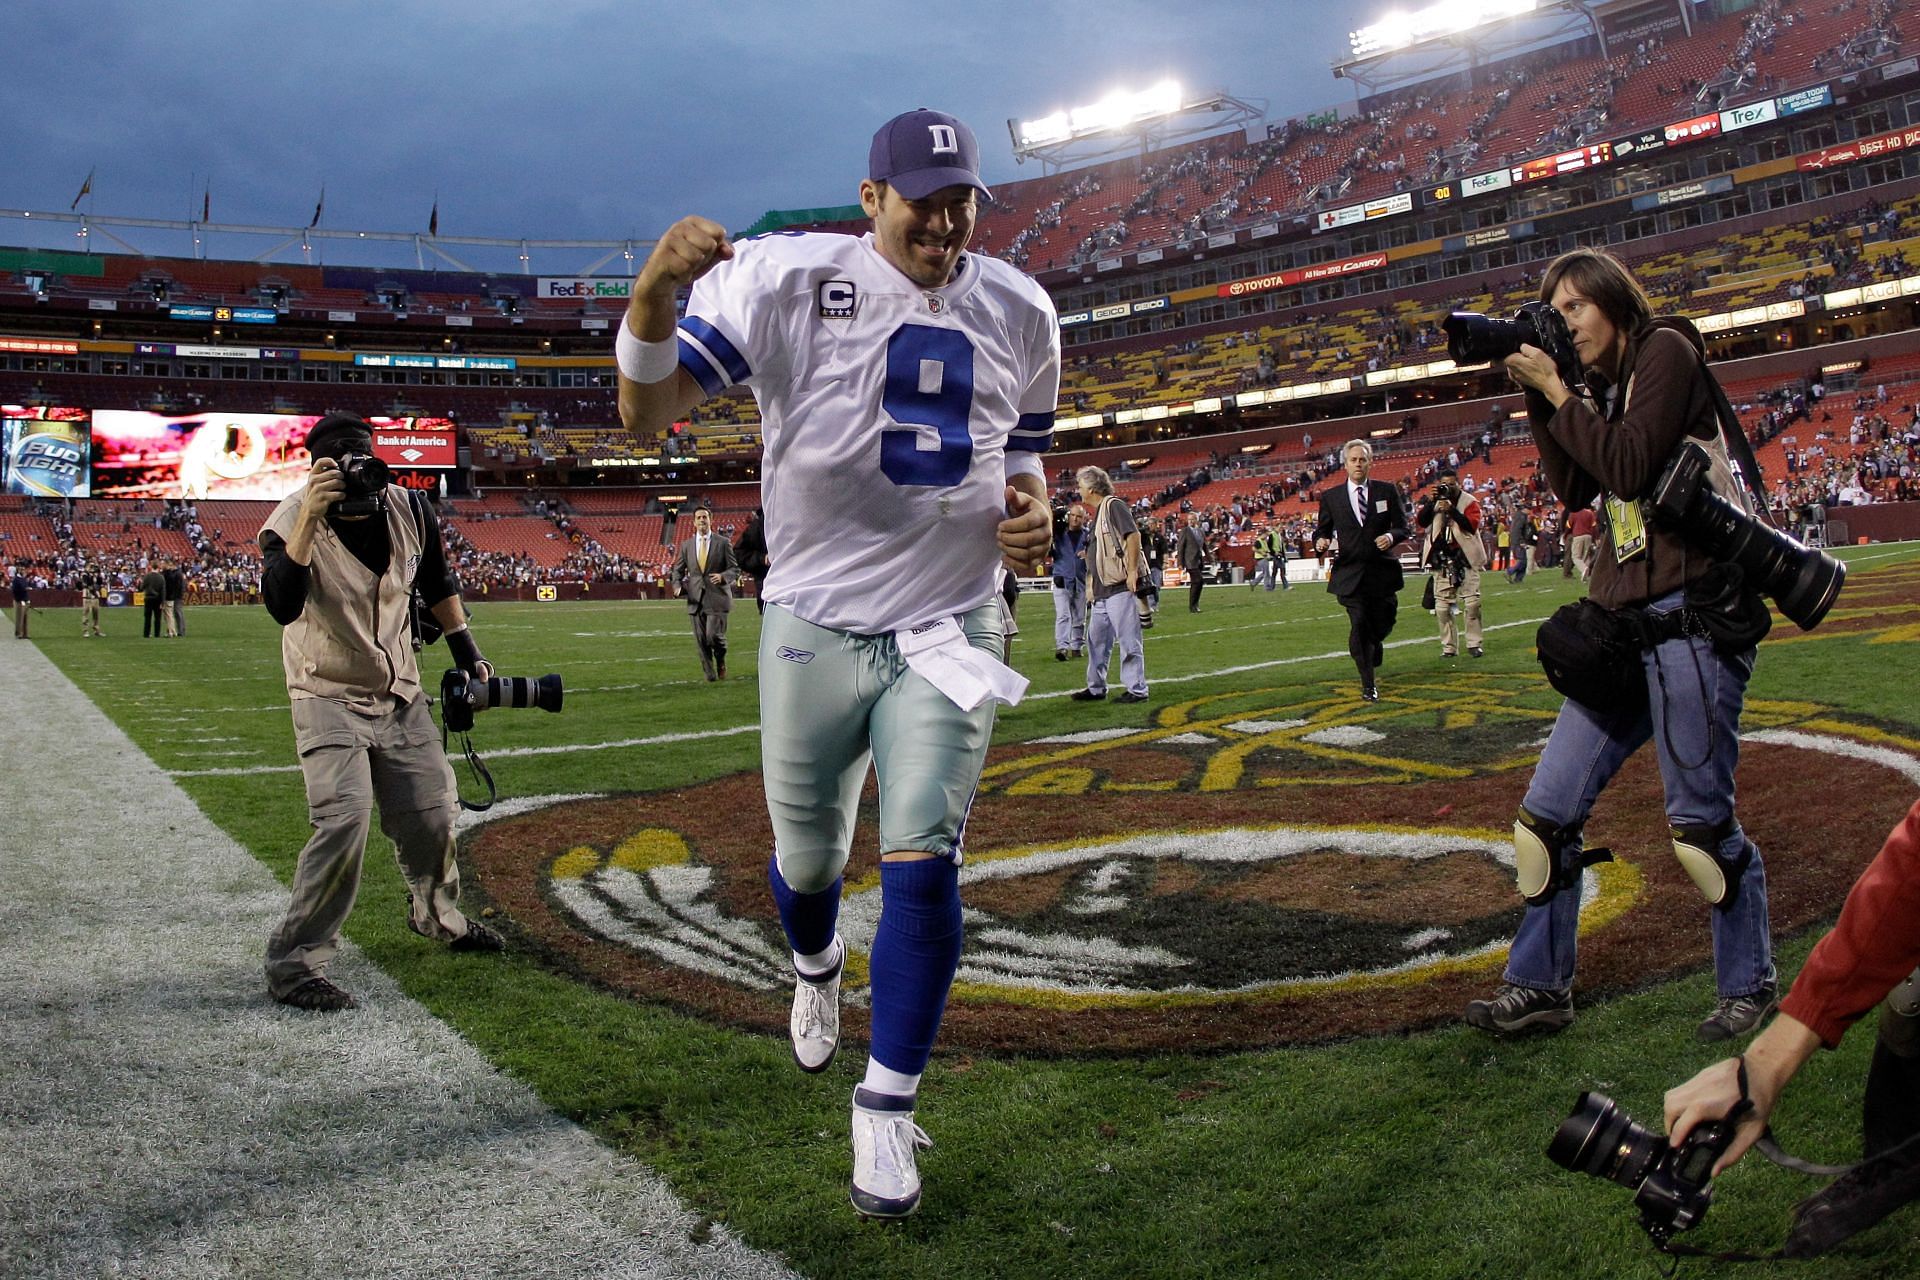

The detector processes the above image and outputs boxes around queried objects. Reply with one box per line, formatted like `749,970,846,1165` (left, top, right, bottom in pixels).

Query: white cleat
850,1087,932,1219
789,937,843,1074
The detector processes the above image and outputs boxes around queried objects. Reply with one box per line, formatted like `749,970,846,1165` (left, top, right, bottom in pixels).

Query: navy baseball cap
869,108,992,202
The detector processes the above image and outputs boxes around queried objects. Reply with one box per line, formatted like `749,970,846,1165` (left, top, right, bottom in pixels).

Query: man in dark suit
141,565,167,638
1176,515,1207,613
1314,439,1410,701
671,507,738,681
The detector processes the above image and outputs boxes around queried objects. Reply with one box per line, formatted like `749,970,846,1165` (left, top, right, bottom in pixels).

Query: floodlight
1011,80,1185,152
1350,0,1538,58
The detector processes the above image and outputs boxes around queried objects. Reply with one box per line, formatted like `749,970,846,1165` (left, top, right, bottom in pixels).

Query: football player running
616,108,1059,1219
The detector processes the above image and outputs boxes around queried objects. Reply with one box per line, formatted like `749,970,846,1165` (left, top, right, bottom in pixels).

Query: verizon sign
372,430,456,470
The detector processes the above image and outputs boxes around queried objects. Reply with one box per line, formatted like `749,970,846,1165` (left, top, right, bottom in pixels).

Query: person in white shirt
615,108,1057,1220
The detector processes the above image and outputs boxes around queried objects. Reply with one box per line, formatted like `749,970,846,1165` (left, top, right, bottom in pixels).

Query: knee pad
1514,808,1611,907
1670,818,1747,909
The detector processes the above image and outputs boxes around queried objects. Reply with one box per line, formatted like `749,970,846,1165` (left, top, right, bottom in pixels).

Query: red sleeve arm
1780,794,1920,1047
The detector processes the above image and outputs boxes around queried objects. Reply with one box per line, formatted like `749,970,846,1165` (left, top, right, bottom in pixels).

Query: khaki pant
265,695,470,997
1435,566,1483,655
81,596,102,636
12,601,26,638
163,601,179,637
1570,533,1595,581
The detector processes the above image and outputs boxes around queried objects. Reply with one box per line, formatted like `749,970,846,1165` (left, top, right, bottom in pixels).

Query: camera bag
1536,598,1647,715
1683,562,1772,653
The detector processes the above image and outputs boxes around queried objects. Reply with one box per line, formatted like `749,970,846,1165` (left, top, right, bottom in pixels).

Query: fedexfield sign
536,277,634,300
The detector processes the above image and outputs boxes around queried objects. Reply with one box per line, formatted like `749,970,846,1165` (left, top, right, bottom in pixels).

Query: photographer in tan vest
257,414,503,1011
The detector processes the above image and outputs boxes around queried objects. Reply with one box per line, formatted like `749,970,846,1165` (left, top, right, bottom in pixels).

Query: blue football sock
767,852,840,963
867,855,963,1078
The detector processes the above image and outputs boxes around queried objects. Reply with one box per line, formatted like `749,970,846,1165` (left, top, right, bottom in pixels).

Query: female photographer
1464,248,1775,1044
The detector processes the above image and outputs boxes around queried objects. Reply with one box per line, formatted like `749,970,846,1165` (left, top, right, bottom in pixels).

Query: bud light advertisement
2,406,92,498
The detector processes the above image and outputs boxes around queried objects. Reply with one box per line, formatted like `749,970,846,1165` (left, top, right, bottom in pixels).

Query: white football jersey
676,231,1059,635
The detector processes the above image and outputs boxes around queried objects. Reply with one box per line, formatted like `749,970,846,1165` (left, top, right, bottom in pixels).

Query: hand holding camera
1550,1087,1750,1246
1445,302,1584,405
445,625,494,684
299,457,348,525
1664,1055,1774,1179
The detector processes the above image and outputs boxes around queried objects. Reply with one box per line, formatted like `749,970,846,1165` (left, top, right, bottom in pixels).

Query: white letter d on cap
927,124,959,154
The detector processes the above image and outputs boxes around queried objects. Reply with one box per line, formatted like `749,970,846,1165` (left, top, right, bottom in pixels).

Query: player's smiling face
862,180,976,288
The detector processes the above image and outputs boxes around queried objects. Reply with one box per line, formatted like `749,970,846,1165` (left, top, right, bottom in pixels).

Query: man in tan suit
1415,466,1488,659
672,507,739,681
256,414,503,1011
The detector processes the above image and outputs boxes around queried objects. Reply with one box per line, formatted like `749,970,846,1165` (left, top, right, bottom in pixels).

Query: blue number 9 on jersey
880,324,976,488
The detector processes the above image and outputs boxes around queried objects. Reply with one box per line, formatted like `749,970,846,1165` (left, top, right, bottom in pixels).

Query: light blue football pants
758,602,1002,893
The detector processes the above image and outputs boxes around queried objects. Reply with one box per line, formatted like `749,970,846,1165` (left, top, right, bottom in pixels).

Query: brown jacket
262,486,424,714
1526,318,1742,609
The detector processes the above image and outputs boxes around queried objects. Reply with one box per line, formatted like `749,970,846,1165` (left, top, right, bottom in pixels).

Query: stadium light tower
1333,0,1612,97
1008,80,1265,173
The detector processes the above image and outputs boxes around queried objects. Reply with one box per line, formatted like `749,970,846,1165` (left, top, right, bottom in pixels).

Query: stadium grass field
29,543,1920,1280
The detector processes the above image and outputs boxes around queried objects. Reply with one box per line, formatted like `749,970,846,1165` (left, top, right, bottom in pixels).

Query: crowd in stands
7,359,1920,599
0,498,257,594
975,0,1911,280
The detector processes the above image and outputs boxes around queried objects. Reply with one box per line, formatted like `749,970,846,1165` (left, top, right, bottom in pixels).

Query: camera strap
1653,1064,1920,1267
1686,344,1774,521
442,722,498,813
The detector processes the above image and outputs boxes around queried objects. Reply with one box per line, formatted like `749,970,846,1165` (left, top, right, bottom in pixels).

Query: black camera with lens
1649,440,1846,631
333,452,394,518
1444,301,1584,395
1550,1091,1741,1246
439,669,564,734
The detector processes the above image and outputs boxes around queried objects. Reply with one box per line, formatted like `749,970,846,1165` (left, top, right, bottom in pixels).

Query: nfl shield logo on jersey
924,292,946,315
818,280,857,318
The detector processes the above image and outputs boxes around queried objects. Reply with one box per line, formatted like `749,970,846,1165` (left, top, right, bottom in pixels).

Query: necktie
1354,486,1367,523
698,536,708,570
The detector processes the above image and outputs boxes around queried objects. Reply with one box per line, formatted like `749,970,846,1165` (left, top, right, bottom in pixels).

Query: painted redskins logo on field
462,571,1920,1053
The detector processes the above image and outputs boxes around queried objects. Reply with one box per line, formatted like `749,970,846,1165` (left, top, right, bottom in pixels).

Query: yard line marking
163,613,1560,776
167,722,763,778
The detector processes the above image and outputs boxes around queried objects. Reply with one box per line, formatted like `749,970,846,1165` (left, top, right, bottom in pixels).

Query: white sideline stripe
0,638,795,1280
1027,612,1552,698
168,722,763,777
165,612,1559,777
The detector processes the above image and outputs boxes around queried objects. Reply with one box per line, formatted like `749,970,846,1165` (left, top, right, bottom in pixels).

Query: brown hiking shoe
276,976,357,1012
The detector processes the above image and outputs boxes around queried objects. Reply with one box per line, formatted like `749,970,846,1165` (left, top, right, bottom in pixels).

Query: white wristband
616,319,680,383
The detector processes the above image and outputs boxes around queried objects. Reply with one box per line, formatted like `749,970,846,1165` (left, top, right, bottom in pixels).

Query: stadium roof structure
0,206,658,277
1007,86,1267,174
1332,0,1696,96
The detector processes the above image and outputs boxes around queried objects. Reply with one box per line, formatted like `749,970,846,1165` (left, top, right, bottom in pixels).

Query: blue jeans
1051,579,1086,652
1503,592,1773,999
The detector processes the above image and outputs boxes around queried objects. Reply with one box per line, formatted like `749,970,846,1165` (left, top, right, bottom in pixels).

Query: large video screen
2,406,93,498
87,412,455,499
